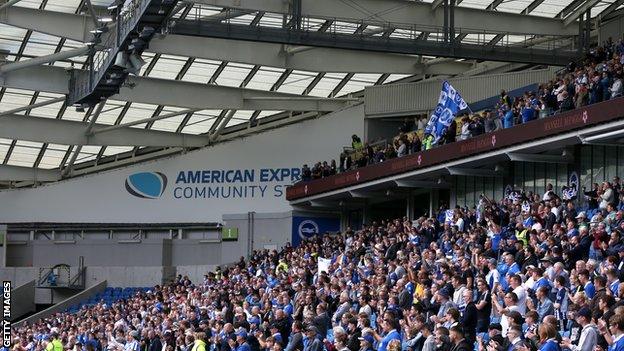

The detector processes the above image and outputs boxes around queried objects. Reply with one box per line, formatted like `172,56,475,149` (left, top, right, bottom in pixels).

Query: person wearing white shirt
543,184,556,201
125,331,141,351
451,276,467,310
492,292,520,337
486,259,501,291
562,307,597,351
509,275,527,315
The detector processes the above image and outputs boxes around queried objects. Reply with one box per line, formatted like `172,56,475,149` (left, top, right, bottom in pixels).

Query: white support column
406,190,414,221
429,190,434,218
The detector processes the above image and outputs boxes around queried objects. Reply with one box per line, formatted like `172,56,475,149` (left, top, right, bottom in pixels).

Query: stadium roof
0,0,622,186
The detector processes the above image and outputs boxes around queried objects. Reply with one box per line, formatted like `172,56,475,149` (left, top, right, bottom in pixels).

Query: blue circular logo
125,172,167,199
298,220,319,241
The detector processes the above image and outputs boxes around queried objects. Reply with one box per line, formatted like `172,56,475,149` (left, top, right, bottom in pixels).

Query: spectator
500,90,512,110
13,166,624,351
559,91,574,113
468,115,485,137
459,116,472,140
304,327,322,351
448,326,471,351
351,135,363,150
521,100,536,124
484,110,501,133
610,74,623,99
301,165,311,182
396,139,407,158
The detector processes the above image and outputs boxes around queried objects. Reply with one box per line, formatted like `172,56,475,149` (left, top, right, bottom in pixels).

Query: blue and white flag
444,209,455,224
425,81,469,144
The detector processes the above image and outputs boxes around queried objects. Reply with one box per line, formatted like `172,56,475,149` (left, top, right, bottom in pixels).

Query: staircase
67,0,179,107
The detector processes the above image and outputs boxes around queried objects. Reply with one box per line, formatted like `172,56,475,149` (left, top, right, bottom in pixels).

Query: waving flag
425,81,470,144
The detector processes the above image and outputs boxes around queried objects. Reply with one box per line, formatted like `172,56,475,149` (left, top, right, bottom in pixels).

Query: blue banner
292,216,340,247
425,81,469,144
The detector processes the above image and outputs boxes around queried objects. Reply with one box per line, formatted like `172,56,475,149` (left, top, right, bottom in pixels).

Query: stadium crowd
299,38,624,179
9,179,624,351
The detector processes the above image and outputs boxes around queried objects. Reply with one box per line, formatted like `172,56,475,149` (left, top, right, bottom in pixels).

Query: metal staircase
67,0,179,108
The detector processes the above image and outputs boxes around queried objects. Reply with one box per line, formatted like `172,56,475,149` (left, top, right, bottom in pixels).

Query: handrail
68,267,86,288
37,268,54,286
69,0,153,104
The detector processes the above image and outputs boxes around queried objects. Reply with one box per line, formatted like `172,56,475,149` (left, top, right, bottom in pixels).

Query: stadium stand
300,40,624,178
3,3,624,351
9,183,624,351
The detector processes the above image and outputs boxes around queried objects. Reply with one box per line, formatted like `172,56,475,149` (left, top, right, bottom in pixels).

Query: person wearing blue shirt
608,314,624,351
369,311,401,351
540,338,561,351
520,101,536,124
534,275,551,291
503,253,520,276
579,270,595,299
503,109,514,129
232,329,251,351
531,324,561,351
535,286,555,321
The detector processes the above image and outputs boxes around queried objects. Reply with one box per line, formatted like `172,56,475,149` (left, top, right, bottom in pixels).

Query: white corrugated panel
364,67,559,117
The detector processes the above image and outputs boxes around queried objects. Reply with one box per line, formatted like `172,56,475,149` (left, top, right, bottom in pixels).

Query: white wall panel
0,105,364,223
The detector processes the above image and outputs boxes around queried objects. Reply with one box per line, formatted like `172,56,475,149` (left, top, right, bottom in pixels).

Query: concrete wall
0,105,365,224
599,16,624,43
222,212,292,258
20,239,241,269
85,267,165,287
17,281,107,327
32,240,166,267
7,242,33,267
171,240,222,266
10,280,35,321
0,267,36,286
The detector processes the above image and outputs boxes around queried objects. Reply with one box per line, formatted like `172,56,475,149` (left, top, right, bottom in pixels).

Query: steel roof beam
0,46,89,74
0,66,355,111
563,0,601,26
1,3,578,45
486,0,504,11
0,164,59,182
557,0,586,19
522,0,546,15
150,36,475,74
0,6,95,42
0,114,210,147
599,0,624,18
192,0,577,36
171,20,577,65
0,0,24,11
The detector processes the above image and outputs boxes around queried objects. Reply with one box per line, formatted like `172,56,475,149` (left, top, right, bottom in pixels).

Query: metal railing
38,265,71,287
69,0,152,104
37,262,85,289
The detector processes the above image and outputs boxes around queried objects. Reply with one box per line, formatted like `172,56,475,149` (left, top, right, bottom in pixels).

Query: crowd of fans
9,178,624,351
299,38,624,180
